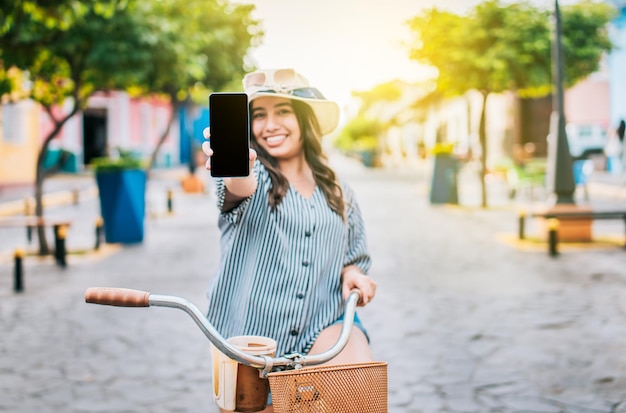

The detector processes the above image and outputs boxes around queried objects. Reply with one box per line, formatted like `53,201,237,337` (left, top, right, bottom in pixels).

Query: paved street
1,156,626,413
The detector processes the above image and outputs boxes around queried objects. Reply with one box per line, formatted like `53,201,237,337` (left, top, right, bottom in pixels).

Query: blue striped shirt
206,160,371,356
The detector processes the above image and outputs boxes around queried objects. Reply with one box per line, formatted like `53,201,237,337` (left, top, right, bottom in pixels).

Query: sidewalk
0,167,194,218
1,157,626,412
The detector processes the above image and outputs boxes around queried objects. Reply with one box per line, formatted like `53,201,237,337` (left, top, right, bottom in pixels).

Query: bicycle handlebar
85,288,150,307
85,287,361,374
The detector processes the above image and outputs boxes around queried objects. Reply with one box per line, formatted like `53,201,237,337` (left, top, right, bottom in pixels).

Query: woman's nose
264,113,280,130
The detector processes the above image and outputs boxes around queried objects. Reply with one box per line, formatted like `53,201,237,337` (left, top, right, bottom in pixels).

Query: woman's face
251,96,303,160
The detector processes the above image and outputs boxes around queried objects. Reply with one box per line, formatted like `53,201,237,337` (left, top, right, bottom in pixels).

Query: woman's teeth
266,135,286,144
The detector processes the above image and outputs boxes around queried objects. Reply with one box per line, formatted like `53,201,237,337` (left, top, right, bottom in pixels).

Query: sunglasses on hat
244,68,327,100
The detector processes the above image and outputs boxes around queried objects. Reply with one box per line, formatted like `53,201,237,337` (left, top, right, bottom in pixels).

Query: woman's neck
278,154,309,178
278,155,316,196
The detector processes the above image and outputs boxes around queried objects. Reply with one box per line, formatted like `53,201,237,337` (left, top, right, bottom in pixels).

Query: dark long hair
250,100,345,218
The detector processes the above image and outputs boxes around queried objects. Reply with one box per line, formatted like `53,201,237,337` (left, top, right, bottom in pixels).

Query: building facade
608,1,626,128
0,91,182,186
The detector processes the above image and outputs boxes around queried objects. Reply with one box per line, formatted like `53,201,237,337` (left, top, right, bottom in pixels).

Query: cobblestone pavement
1,157,626,413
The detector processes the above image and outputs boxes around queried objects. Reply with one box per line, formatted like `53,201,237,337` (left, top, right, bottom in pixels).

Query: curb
0,186,98,218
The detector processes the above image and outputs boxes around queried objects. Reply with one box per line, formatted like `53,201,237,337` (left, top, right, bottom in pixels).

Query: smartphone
209,92,250,177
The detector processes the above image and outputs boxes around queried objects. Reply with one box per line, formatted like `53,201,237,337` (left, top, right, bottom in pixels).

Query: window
1,102,24,144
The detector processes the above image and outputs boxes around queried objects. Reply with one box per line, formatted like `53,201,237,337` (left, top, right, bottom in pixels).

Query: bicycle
85,287,388,413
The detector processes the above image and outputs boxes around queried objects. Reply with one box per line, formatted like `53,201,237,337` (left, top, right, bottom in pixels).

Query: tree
333,81,403,158
0,0,261,254
1,0,159,254
406,0,614,207
130,0,262,173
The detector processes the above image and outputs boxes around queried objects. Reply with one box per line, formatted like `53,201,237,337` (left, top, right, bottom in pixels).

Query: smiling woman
202,67,378,413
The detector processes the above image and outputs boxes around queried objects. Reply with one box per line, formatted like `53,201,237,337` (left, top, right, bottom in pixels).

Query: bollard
54,225,68,267
72,188,80,205
95,217,104,250
24,197,33,216
624,215,626,248
26,224,33,244
167,189,173,214
14,249,24,293
518,210,526,240
547,218,559,257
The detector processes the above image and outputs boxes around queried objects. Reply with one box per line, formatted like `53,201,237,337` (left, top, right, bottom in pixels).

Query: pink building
0,91,180,186
564,70,611,129
41,91,179,170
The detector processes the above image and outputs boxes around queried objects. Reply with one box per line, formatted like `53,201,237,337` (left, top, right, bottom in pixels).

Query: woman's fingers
201,141,213,156
202,141,213,156
202,141,213,170
202,126,212,171
356,277,376,306
342,270,376,307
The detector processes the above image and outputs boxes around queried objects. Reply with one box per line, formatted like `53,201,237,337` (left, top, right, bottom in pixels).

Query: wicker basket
267,361,388,413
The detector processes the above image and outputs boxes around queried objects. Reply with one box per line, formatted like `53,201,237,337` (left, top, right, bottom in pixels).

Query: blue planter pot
96,169,147,243
358,149,377,167
429,154,459,205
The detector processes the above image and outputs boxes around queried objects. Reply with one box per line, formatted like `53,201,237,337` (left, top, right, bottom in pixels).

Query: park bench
517,208,626,256
0,216,72,267
1,216,107,293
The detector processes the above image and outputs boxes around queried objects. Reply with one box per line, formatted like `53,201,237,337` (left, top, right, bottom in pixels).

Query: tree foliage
125,0,262,169
408,0,613,96
352,82,403,108
560,1,614,85
335,115,384,151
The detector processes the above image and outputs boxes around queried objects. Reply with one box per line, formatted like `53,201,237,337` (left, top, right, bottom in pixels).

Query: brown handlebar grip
85,287,150,307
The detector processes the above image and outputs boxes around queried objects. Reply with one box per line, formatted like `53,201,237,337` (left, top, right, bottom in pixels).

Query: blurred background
2,0,625,206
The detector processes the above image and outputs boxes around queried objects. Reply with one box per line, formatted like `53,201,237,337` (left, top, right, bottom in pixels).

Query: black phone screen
209,93,250,177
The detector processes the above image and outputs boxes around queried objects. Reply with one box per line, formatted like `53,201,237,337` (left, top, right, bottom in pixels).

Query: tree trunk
147,98,180,174
479,91,489,208
34,104,80,255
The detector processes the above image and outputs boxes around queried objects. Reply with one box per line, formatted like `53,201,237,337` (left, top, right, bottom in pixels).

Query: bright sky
242,0,559,110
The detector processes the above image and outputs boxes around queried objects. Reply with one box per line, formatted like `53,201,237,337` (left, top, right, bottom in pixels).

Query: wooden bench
0,217,72,267
517,209,626,256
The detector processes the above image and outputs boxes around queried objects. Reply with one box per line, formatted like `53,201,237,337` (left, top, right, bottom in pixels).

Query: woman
202,68,376,412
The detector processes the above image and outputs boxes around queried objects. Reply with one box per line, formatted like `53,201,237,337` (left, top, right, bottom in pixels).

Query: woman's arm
340,183,375,305
220,162,258,211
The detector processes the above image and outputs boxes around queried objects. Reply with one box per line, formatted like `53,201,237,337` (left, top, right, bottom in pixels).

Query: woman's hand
201,127,257,173
341,265,376,306
202,127,258,202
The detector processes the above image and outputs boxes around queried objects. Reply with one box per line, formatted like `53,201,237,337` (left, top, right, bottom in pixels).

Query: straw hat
243,68,340,135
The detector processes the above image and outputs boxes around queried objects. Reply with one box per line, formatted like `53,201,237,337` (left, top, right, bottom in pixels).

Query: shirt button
305,230,311,237
302,261,309,267
291,329,299,336
296,293,304,299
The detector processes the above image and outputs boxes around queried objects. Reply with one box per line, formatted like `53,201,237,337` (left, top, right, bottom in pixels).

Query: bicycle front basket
267,361,388,413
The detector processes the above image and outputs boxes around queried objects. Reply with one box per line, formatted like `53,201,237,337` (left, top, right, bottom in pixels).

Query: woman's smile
264,134,288,147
